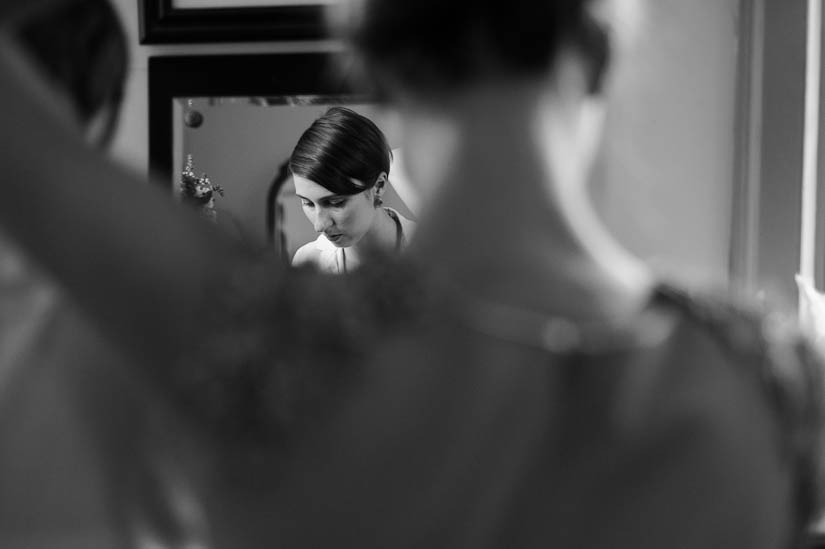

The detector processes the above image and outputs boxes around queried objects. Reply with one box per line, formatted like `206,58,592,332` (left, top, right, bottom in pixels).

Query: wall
593,0,740,289
110,0,740,288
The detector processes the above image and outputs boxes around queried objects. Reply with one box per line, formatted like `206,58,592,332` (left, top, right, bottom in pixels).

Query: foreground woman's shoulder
656,284,825,411
657,283,825,532
657,283,824,369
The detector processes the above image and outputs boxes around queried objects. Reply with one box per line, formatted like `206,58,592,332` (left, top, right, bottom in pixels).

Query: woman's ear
372,172,388,207
374,172,388,196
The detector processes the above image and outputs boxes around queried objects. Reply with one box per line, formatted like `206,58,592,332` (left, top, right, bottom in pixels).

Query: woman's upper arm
292,243,319,268
0,40,266,368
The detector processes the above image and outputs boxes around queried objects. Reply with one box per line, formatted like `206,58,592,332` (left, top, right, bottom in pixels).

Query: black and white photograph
1,0,825,548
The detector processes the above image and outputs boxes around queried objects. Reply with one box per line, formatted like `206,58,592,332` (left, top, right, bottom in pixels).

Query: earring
374,196,383,207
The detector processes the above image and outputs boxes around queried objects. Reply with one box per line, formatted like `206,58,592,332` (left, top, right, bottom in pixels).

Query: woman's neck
346,206,397,266
405,83,653,320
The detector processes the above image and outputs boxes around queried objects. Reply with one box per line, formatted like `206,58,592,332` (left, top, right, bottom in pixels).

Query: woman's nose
313,209,334,233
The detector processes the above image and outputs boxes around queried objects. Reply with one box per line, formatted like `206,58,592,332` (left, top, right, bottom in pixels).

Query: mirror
172,96,415,258
149,53,417,260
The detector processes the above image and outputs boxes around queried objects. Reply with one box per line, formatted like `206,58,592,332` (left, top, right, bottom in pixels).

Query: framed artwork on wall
139,0,336,44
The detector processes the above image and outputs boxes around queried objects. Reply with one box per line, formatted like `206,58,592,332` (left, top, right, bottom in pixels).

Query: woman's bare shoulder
292,239,324,267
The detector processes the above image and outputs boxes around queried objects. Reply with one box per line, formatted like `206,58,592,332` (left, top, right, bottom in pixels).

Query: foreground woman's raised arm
0,37,256,368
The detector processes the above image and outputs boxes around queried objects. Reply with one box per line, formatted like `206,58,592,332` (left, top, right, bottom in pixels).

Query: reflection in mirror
172,96,417,260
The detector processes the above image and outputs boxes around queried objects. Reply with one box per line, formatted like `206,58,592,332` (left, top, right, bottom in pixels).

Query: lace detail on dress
657,284,825,548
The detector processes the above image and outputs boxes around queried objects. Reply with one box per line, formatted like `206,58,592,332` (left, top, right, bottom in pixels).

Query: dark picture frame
139,0,332,44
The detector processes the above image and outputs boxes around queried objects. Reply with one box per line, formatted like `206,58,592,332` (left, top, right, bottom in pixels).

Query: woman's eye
300,200,313,208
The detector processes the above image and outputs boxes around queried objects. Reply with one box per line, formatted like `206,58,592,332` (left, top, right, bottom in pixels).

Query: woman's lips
326,233,344,243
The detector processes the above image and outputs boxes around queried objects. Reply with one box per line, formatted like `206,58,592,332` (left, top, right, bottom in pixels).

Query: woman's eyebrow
295,194,344,203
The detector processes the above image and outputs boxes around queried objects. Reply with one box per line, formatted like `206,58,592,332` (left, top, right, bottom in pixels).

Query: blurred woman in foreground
0,0,822,548
0,0,130,546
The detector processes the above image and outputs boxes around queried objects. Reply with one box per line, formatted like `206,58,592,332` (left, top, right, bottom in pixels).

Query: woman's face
293,175,378,248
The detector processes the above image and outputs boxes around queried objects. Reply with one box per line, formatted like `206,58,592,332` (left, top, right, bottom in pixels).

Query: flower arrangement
180,154,224,222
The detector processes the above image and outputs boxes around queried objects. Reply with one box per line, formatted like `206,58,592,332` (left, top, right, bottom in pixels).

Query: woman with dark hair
290,106,415,273
0,0,822,547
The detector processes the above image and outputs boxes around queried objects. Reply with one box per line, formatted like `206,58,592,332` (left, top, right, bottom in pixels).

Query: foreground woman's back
180,270,819,549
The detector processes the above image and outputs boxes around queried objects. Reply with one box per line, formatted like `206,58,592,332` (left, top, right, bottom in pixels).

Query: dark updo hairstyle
16,0,128,146
339,0,610,95
289,106,392,196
